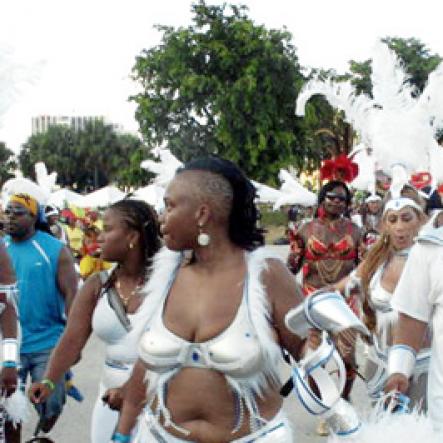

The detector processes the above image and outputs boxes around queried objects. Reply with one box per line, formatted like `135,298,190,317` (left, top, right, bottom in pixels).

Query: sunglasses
325,193,347,203
5,207,30,217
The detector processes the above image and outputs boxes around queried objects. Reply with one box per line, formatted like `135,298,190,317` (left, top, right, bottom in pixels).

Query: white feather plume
328,396,441,443
418,62,443,136
34,162,58,194
140,149,183,187
371,41,416,111
296,78,373,146
273,169,317,209
296,40,443,182
349,144,377,193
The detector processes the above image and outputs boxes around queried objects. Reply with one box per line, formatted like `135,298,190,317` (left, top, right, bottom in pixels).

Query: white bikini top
369,265,394,315
139,277,263,378
92,285,142,364
136,246,283,436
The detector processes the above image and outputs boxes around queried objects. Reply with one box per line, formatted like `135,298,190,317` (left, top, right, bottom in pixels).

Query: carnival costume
0,282,28,442
90,271,147,443
388,225,443,435
133,247,294,442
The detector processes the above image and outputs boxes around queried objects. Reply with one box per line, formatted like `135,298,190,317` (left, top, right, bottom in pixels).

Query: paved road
21,245,371,442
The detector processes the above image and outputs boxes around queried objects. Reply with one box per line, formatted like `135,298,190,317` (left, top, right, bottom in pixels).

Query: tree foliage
0,142,17,186
18,122,148,192
131,1,310,184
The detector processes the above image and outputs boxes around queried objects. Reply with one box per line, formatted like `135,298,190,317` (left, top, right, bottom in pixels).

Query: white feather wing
273,169,317,209
371,40,416,111
296,78,374,145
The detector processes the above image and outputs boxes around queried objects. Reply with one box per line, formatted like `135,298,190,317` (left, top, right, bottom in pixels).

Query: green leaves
131,1,307,183
18,122,149,192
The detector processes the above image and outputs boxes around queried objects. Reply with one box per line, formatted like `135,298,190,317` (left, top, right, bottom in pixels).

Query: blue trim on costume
335,422,361,436
292,367,330,415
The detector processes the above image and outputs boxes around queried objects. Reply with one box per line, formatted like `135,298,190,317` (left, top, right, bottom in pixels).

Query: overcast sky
1,0,442,153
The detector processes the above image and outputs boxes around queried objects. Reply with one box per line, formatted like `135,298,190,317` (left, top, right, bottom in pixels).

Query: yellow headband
9,194,39,216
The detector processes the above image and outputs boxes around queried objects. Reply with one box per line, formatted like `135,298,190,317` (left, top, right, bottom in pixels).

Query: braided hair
176,156,265,251
109,199,161,269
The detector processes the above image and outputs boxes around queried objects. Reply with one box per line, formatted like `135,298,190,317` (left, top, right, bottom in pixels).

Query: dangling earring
197,224,210,247
129,242,134,250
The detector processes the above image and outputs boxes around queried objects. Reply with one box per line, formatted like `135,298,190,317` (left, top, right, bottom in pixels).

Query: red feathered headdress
410,172,432,190
320,154,359,183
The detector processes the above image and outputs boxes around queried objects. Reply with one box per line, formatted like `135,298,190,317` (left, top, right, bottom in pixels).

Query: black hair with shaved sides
176,156,265,251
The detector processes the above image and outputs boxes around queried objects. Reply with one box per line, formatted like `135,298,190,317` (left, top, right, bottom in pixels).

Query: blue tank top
4,231,65,353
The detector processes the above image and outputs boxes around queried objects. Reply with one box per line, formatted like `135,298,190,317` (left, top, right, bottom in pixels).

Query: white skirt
133,408,294,443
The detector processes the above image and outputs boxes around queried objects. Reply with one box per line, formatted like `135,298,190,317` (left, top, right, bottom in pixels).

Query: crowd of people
0,156,442,442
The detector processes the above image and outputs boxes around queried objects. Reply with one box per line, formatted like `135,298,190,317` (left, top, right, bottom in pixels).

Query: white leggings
92,363,133,443
133,408,294,443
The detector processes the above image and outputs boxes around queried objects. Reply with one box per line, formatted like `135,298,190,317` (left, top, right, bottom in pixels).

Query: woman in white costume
385,212,443,435
0,240,24,443
29,199,161,443
112,157,305,443
334,188,429,406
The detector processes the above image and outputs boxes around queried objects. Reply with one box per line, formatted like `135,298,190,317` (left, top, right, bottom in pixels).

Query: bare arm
29,275,100,403
264,259,305,360
57,246,78,315
0,242,17,339
393,313,428,352
115,359,148,435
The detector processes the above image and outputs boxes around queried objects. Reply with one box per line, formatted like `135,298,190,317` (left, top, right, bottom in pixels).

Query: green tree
131,1,308,184
349,37,442,96
0,142,17,186
19,122,145,191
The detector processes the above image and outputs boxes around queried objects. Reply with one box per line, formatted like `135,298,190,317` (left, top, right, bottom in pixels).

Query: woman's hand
29,382,52,404
307,328,322,351
102,387,124,411
384,373,409,396
0,367,18,397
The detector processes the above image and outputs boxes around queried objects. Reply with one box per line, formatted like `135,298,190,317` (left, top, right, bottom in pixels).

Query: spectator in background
79,226,112,280
65,214,84,259
3,193,78,439
45,204,68,245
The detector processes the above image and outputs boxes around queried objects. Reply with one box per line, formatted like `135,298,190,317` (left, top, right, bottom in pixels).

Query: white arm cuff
2,338,18,363
388,345,417,379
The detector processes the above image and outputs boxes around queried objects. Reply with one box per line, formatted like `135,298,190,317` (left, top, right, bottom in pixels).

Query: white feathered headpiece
296,40,443,186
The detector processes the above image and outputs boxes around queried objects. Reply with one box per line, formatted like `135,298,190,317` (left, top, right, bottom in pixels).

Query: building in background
31,115,123,135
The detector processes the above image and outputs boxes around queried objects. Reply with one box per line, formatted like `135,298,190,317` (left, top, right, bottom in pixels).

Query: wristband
388,345,417,379
2,338,18,363
111,432,131,443
41,378,56,392
2,361,17,368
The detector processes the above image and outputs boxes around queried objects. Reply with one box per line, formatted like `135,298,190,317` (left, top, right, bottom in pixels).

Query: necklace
115,279,143,307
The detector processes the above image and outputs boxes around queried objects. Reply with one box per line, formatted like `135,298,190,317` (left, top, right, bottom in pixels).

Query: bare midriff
153,367,283,442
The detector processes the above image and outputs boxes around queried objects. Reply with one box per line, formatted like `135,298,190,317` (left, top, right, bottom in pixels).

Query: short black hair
177,156,265,251
317,180,352,206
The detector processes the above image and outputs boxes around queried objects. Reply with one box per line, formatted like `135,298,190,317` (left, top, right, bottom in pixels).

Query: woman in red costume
287,179,361,435
287,180,361,294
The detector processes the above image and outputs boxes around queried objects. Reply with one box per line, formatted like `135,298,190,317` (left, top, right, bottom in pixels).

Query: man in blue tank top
3,193,78,440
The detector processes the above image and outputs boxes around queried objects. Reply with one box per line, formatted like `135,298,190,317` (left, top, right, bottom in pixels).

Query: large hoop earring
197,224,210,247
